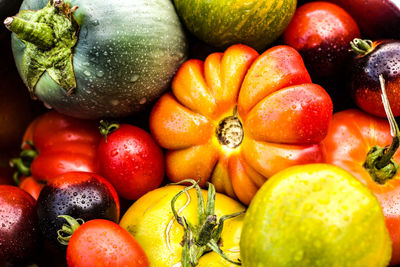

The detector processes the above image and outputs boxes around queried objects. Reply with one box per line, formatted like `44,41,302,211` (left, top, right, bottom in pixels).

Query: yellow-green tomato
240,163,391,267
120,185,244,266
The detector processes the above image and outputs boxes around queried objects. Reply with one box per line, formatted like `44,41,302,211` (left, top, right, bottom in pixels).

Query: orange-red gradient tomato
322,109,400,265
150,44,333,205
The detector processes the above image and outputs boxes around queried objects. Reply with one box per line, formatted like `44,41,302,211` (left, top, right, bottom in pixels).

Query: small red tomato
0,185,39,266
64,218,149,267
97,122,165,200
283,1,360,77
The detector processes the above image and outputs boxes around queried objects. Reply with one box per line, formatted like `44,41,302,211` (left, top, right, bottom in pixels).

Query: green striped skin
173,0,296,51
12,0,187,119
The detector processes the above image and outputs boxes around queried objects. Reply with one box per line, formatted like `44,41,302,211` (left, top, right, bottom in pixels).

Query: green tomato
8,0,187,119
240,163,391,267
173,0,296,51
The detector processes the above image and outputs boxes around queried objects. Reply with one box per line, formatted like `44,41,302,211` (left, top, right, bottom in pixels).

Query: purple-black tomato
348,39,400,117
36,172,120,249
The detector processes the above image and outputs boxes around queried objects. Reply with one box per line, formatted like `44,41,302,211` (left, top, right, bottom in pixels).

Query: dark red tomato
65,219,149,267
0,185,39,266
97,123,165,200
15,110,101,182
326,0,400,39
36,172,120,249
283,1,360,77
348,39,400,118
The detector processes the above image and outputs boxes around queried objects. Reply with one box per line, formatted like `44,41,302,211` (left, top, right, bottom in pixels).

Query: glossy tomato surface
283,1,360,77
241,164,391,267
348,39,400,118
36,172,120,249
322,109,400,265
67,219,149,267
22,110,101,182
150,44,332,205
120,185,244,266
0,185,40,266
97,124,165,200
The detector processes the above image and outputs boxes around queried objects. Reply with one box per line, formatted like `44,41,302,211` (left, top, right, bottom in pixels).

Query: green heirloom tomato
6,0,187,119
240,164,391,267
173,0,297,51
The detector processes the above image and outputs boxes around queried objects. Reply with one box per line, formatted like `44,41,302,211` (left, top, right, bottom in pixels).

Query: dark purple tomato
326,0,400,39
0,185,39,266
283,1,360,77
348,39,400,118
36,172,120,249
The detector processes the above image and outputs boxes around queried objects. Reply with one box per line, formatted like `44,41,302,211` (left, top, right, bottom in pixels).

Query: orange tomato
150,44,333,204
322,109,400,265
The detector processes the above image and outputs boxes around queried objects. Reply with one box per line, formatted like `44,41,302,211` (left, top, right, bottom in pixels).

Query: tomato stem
350,38,373,56
170,179,244,266
363,75,399,184
99,120,120,143
9,144,38,185
57,215,85,245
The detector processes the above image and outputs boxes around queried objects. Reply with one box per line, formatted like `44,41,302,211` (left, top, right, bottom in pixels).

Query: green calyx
9,141,38,185
57,215,85,245
4,0,79,97
170,179,244,267
363,75,400,184
350,38,373,56
99,120,120,143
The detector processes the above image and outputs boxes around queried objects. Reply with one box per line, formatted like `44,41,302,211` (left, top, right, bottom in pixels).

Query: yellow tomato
120,184,245,266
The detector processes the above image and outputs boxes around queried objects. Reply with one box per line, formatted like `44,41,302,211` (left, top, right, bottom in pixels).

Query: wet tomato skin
19,176,45,200
36,172,120,249
97,124,165,200
67,219,149,267
283,1,360,77
349,40,400,117
0,185,39,266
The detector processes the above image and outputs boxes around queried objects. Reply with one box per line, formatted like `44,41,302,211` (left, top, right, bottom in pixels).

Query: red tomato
66,219,149,267
96,124,165,200
18,176,44,200
322,109,400,265
16,110,101,182
283,1,360,77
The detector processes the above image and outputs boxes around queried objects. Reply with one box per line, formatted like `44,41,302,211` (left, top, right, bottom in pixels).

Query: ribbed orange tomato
150,44,333,204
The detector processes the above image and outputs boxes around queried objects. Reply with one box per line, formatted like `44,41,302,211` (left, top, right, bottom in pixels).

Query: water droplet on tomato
111,150,119,157
139,97,147,104
96,71,104,77
130,75,140,82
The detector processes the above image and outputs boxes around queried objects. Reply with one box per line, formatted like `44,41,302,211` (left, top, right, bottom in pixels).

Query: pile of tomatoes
1,0,400,266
